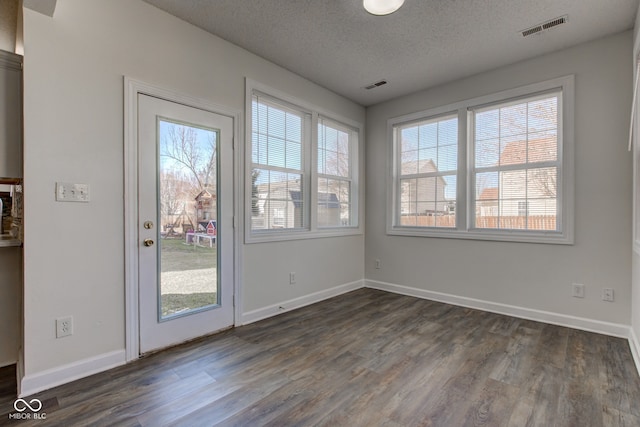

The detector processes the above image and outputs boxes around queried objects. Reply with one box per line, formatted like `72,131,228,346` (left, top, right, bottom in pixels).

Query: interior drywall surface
22,0,364,376
632,8,640,347
634,4,640,56
0,247,20,366
366,31,633,325
0,0,18,53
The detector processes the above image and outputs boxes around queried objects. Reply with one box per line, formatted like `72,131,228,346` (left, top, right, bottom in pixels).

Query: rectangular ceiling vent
521,15,568,37
364,80,387,90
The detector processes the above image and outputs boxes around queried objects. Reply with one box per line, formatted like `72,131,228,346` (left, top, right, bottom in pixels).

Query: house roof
499,137,556,166
194,188,216,200
477,137,556,201
478,188,499,201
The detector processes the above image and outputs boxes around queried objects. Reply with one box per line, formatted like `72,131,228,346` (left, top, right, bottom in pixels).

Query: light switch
56,182,90,202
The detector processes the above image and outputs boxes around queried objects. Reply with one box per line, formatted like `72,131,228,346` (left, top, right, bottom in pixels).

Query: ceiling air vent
364,80,388,90
521,15,568,37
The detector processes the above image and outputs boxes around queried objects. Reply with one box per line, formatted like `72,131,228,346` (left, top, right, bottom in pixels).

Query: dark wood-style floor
2,288,640,426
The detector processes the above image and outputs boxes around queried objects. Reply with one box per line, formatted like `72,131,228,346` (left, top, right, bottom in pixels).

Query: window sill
387,226,573,245
246,226,363,244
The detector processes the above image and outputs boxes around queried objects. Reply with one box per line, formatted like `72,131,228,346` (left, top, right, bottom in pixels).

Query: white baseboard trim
366,279,630,338
629,327,640,377
19,350,126,397
240,280,365,325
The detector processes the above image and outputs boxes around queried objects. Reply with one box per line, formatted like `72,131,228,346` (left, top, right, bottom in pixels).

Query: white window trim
387,75,575,245
245,79,363,243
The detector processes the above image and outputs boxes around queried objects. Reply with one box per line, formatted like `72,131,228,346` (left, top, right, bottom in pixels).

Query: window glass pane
473,93,560,232
285,141,301,170
401,126,419,152
528,131,557,163
268,136,286,168
475,138,499,168
399,116,457,177
251,94,309,233
252,96,304,172
437,144,457,172
286,113,302,143
396,115,458,228
475,109,499,141
250,169,304,231
499,103,527,138
401,151,418,175
417,148,437,173
318,118,355,227
439,118,458,145
499,137,526,166
500,170,526,199
419,123,438,148
528,97,557,133
318,178,350,227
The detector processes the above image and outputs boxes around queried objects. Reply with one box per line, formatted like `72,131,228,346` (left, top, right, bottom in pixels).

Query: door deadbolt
143,239,155,247
143,221,154,229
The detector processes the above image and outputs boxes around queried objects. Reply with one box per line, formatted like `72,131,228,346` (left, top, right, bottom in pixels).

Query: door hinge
232,137,235,150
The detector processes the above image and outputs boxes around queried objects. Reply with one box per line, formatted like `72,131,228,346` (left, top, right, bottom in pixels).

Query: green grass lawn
161,293,217,317
159,237,218,316
160,237,217,272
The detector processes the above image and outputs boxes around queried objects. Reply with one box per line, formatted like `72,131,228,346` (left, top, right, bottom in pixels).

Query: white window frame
245,79,363,243
317,116,358,229
387,75,575,244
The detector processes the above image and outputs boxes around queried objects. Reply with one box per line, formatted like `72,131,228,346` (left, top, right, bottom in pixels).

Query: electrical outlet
602,288,614,302
375,259,381,269
56,316,73,338
572,283,585,298
289,272,296,285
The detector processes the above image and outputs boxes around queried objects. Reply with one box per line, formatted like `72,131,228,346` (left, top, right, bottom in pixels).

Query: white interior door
138,94,234,354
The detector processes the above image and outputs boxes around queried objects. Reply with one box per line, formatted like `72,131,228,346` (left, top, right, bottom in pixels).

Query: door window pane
158,119,219,318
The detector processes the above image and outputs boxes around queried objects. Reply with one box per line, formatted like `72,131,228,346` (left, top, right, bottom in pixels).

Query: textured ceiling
142,0,639,106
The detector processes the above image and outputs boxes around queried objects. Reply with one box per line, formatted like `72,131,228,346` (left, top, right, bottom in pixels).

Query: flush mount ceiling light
363,0,405,15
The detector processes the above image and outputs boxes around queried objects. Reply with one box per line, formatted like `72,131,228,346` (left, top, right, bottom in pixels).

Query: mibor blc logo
8,398,46,420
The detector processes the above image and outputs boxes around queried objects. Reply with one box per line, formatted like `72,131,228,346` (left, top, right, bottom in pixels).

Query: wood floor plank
556,330,607,427
2,289,639,426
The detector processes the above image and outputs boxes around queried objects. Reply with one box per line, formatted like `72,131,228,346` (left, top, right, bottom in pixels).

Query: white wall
631,5,640,364
0,247,21,367
366,31,633,325
0,0,18,53
21,0,364,383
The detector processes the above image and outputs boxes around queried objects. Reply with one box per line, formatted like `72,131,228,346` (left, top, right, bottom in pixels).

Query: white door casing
124,79,242,359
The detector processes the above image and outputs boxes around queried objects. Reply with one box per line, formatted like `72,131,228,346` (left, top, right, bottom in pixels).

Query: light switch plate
56,182,90,202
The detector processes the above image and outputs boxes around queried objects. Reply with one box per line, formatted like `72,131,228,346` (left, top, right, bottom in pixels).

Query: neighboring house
400,159,453,216
316,192,341,227
476,137,557,228
477,187,499,216
252,179,302,229
252,180,340,229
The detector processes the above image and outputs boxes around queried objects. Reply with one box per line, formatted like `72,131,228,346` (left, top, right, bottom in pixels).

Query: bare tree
161,125,217,192
159,170,183,218
159,124,218,234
